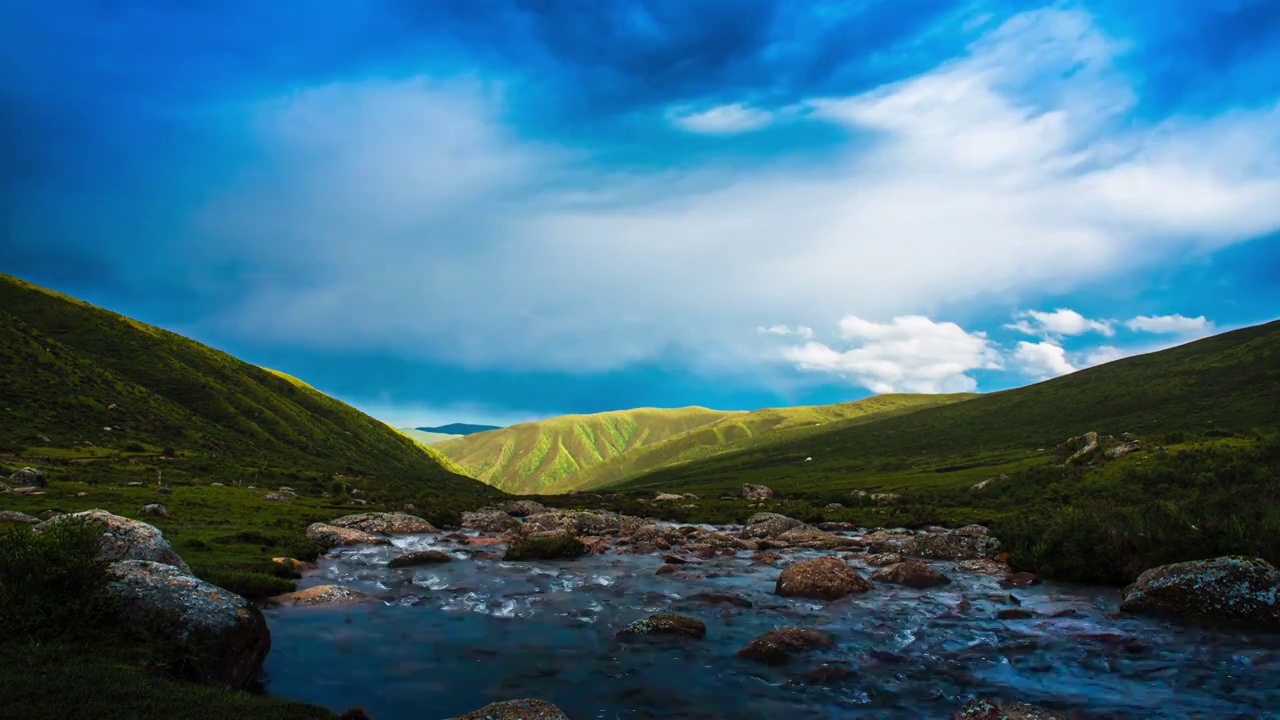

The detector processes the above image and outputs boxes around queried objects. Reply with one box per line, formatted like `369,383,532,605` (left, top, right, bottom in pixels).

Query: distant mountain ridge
434,395,975,495
417,423,501,436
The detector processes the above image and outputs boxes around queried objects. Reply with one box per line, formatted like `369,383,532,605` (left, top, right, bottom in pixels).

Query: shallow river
264,530,1280,719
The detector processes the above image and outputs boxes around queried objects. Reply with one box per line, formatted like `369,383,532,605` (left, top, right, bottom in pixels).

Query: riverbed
264,530,1280,719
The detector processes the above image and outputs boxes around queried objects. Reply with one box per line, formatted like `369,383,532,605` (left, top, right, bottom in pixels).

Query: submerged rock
8,466,46,487
618,613,707,639
451,699,569,720
107,560,269,689
1120,556,1280,624
37,509,190,573
742,483,774,500
776,556,872,600
330,512,438,535
953,698,1067,719
306,523,391,547
736,627,833,665
268,584,371,607
870,560,952,589
388,549,453,567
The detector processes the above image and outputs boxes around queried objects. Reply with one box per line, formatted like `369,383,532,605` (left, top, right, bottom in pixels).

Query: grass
503,533,589,560
436,395,975,495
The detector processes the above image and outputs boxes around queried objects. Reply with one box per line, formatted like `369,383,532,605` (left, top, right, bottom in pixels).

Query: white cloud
1012,340,1077,379
202,9,1280,375
1125,314,1214,334
668,103,773,134
1080,345,1129,367
1007,308,1114,337
783,315,1002,393
758,324,814,339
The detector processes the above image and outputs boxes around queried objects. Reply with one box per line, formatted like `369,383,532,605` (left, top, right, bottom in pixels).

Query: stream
264,530,1280,719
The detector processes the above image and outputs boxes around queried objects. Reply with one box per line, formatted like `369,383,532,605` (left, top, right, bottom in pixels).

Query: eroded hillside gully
263,504,1280,719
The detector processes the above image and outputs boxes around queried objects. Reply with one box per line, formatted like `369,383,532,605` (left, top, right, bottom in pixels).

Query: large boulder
741,512,806,539
904,532,1002,560
107,560,270,689
498,499,546,517
736,627,833,665
268,585,372,607
461,508,519,533
742,484,774,500
776,556,872,600
870,560,952,589
8,466,46,488
953,699,1067,719
0,510,40,524
38,509,190,573
1120,556,1280,624
305,522,392,548
140,503,168,517
450,699,569,720
617,613,706,639
863,529,915,554
330,512,438,535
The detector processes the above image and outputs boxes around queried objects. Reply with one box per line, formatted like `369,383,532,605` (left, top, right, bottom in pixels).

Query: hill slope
436,394,975,495
612,319,1280,496
399,428,462,445
0,273,494,501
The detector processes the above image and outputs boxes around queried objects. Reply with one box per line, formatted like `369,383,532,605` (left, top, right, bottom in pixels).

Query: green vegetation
0,517,118,641
438,395,974,495
398,427,462,445
503,532,589,560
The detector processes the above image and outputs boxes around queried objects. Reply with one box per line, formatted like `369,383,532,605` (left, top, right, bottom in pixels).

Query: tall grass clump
0,518,119,640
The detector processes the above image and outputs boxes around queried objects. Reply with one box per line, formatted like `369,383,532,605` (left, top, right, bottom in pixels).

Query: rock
210,482,225,487
1001,572,1040,589
263,494,292,503
139,503,168,517
450,699,569,720
865,552,904,567
106,560,269,689
40,509,62,518
0,510,40,524
870,493,901,504
268,584,371,607
954,524,991,536
955,558,1014,577
8,466,46,487
127,482,144,487
654,492,684,501
742,483,774,500
498,499,546,517
863,529,915,554
558,510,621,536
741,512,806,539
330,512,438,535
798,661,856,684
871,560,952,589
818,522,858,532
1120,556,1280,624
1061,431,1101,465
618,613,706,639
776,556,872,600
272,557,315,572
850,490,868,499
462,508,520,533
629,523,687,547
904,532,1002,560
736,627,833,665
156,487,174,495
953,699,1067,720
970,474,1008,492
387,549,453,567
825,503,843,509
6,486,43,496
38,509,190,573
1106,441,1142,459
996,608,1039,620
305,522,392,548
655,564,680,576
684,592,752,609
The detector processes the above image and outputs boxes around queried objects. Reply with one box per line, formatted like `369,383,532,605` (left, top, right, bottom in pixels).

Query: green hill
399,427,462,445
435,394,975,495
611,319,1280,497
0,273,495,503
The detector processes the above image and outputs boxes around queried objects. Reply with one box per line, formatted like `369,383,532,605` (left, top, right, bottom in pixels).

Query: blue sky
3,1,1279,428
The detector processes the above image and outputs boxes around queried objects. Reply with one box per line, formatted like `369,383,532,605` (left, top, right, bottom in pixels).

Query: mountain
0,273,494,501
399,427,462,445
611,319,1280,497
418,423,501,436
435,395,976,495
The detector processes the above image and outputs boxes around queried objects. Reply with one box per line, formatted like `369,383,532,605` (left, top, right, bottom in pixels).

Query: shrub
122,443,146,453
504,533,588,561
282,539,325,563
192,567,295,600
0,519,120,640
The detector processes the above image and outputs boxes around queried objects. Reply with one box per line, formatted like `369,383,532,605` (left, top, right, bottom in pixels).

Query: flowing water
264,530,1280,719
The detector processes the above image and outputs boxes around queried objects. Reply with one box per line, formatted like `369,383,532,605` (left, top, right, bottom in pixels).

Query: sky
2,0,1279,428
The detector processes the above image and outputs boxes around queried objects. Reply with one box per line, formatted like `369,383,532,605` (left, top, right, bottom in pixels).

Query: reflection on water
264,532,1280,719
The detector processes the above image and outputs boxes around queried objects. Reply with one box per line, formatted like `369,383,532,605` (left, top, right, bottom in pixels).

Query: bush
122,443,146,453
504,533,588,561
282,539,325,563
0,519,120,640
191,567,295,600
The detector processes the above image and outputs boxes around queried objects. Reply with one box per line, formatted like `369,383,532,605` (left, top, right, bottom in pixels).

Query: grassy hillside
436,395,975,495
0,273,496,505
613,319,1280,497
435,406,736,494
399,427,461,445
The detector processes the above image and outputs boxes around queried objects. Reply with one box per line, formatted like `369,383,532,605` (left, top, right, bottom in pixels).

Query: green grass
0,272,498,505
436,395,974,495
610,319,1280,497
398,427,461,445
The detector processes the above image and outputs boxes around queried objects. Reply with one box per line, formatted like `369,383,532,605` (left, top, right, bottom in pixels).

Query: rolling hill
435,394,975,494
0,273,496,502
399,428,462,445
611,319,1280,497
